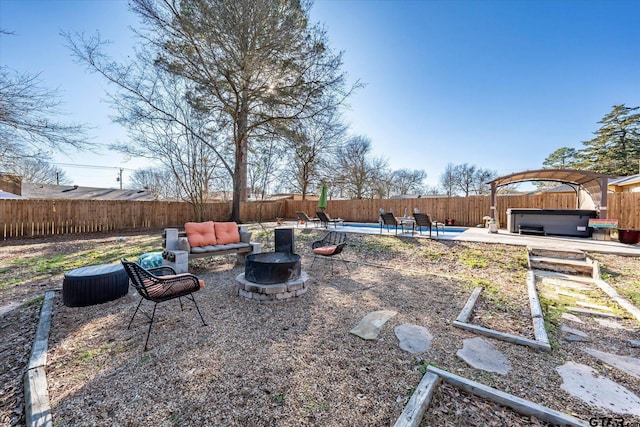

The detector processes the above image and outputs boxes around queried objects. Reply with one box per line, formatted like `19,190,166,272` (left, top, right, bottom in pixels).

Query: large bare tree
1,30,89,164
126,0,356,221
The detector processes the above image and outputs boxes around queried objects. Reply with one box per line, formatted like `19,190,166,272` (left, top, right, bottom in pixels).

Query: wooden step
533,270,595,285
529,256,593,276
527,247,586,261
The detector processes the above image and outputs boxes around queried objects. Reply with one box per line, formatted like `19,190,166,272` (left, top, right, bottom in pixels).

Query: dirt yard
1,226,639,426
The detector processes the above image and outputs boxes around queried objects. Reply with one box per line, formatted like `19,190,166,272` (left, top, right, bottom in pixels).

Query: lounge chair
121,259,207,350
412,213,445,237
316,211,344,228
310,231,350,273
380,212,406,235
296,211,320,228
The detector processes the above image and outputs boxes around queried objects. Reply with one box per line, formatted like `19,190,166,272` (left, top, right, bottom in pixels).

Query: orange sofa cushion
313,245,337,256
185,221,217,247
157,274,205,289
215,222,240,245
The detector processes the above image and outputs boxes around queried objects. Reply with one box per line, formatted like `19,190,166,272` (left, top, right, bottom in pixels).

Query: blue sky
1,0,639,190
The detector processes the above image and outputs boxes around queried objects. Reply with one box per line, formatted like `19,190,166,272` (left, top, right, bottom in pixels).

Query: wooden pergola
488,169,616,220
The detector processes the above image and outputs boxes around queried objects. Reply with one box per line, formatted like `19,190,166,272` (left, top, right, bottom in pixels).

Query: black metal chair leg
128,298,144,330
340,254,350,273
143,303,158,351
189,294,207,326
310,255,317,270
179,296,184,311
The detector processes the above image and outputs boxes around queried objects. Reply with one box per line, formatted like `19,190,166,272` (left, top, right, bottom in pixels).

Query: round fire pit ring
244,252,301,284
237,252,308,302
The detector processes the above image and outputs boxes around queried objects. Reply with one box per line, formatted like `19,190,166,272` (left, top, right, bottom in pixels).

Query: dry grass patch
1,228,639,426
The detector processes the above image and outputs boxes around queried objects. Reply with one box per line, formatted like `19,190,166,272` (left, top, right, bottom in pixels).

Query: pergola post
600,177,608,219
490,182,497,220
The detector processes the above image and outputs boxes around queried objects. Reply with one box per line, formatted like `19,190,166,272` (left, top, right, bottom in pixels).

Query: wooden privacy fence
0,199,285,239
284,192,640,230
1,193,638,239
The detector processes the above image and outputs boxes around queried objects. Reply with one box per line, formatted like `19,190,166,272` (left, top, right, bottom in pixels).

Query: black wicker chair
121,258,207,350
310,231,350,273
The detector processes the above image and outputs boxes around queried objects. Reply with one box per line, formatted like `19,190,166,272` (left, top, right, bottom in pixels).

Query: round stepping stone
556,362,640,416
456,337,511,375
394,324,433,354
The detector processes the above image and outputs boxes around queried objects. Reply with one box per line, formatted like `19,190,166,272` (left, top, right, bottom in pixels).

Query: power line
53,163,135,171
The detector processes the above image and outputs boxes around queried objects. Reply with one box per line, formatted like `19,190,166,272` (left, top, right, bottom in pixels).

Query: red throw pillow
215,222,241,244
185,221,217,247
313,245,337,255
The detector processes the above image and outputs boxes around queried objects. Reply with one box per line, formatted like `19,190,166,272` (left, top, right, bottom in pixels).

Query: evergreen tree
580,104,640,176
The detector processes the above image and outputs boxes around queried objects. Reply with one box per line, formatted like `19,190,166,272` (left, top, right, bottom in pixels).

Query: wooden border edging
527,272,549,345
392,372,441,427
453,321,551,350
426,366,589,427
592,260,640,322
455,287,482,323
24,290,54,427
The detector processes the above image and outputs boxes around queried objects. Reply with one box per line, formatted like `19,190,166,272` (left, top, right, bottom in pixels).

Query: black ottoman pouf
63,264,129,307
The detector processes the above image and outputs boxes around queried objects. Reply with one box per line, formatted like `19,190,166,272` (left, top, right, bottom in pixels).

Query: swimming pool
343,222,467,234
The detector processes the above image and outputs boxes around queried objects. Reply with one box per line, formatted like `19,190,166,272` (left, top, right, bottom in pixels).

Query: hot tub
506,209,597,237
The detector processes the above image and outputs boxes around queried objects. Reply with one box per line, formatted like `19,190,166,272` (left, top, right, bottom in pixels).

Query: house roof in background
0,190,24,199
21,183,156,201
609,174,640,186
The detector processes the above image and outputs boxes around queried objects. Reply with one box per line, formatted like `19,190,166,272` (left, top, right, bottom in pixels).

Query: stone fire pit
236,252,308,302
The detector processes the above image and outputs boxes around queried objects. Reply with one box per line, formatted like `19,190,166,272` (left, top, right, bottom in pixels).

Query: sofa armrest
239,227,252,243
177,237,191,252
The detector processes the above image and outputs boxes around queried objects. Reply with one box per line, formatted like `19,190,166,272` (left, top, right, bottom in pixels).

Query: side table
63,264,129,307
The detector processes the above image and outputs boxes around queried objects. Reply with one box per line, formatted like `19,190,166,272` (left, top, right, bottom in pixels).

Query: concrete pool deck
313,223,640,257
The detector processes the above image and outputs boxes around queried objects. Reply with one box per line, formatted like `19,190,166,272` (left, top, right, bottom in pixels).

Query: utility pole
117,168,123,190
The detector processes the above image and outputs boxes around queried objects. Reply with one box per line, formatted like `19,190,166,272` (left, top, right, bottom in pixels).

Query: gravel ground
1,227,639,426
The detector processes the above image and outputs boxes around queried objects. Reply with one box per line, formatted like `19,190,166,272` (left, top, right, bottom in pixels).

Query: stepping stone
556,362,640,416
0,302,20,317
582,348,640,379
394,323,433,354
456,337,511,375
556,289,589,300
567,307,622,319
349,310,397,340
561,313,583,324
595,318,628,330
561,325,591,342
575,301,614,312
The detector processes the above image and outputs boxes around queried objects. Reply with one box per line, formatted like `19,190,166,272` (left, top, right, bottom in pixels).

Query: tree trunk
231,97,249,222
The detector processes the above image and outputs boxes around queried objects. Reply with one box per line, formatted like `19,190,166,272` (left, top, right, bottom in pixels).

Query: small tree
335,135,388,199
542,147,581,169
2,158,71,185
439,163,456,196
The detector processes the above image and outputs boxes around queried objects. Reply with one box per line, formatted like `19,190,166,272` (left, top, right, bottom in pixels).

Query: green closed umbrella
318,184,328,211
